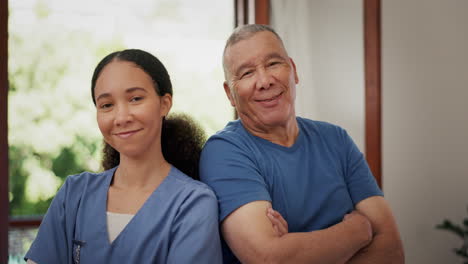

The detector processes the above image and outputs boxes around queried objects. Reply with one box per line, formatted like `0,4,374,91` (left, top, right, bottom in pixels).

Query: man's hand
267,208,373,247
342,211,373,247
267,207,288,237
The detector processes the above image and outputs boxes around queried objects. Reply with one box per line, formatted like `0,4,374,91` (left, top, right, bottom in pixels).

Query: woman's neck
113,153,171,190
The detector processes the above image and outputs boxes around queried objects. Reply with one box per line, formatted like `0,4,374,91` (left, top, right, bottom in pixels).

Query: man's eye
268,61,280,67
241,71,253,78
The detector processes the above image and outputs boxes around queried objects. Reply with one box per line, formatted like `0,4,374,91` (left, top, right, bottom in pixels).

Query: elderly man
200,24,404,264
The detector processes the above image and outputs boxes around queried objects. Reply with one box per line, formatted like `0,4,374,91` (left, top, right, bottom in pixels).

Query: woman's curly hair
161,113,207,180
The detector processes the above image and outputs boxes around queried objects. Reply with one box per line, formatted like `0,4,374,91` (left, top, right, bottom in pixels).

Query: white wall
382,0,468,263
271,0,468,263
270,0,365,151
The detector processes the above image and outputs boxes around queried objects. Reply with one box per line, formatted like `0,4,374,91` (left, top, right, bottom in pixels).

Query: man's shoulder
204,120,252,149
297,117,346,136
210,119,245,139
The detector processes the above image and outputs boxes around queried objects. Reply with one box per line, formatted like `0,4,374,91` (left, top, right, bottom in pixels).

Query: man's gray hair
222,24,285,82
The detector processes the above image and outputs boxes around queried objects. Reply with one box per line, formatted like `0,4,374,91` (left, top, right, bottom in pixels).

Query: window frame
1,0,9,262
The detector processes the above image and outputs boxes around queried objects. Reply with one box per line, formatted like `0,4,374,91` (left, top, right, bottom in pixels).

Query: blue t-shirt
25,166,222,264
200,117,383,263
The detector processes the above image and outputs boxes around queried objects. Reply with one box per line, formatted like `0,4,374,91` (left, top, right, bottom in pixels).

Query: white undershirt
106,211,135,243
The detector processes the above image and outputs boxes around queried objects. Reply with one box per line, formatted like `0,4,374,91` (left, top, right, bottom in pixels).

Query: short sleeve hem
220,192,272,221
351,189,384,206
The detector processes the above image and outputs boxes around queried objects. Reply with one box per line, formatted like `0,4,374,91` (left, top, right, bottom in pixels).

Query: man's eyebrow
95,87,148,102
265,53,286,61
233,52,287,76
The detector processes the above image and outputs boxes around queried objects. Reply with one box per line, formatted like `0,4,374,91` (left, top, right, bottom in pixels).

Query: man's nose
114,104,133,126
256,68,273,90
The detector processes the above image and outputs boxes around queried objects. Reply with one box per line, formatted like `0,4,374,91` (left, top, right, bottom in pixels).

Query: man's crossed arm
224,196,404,264
222,200,372,264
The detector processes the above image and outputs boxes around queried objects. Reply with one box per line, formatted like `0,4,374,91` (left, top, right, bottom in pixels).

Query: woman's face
94,60,172,159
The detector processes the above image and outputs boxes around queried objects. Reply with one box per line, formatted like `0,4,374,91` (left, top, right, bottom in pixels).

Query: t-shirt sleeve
200,136,272,221
166,187,222,264
340,129,384,205
24,178,71,263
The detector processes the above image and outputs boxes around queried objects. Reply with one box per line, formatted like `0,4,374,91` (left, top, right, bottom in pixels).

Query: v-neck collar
100,166,174,246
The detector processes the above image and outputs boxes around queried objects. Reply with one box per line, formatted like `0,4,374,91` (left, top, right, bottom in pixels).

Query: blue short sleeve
340,128,383,204
166,187,222,264
24,178,72,263
200,135,272,221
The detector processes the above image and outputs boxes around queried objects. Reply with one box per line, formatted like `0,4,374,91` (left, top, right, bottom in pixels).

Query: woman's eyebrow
95,87,148,102
95,92,111,102
125,87,148,94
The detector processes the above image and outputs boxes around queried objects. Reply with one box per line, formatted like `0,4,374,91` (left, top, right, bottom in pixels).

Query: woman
25,49,222,263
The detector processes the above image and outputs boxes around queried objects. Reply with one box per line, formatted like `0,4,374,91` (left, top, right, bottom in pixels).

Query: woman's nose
114,104,133,126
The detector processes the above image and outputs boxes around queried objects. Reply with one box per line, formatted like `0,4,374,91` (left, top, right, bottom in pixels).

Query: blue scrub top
25,166,222,264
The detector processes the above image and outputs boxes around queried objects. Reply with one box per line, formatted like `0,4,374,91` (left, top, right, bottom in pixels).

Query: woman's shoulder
167,166,217,199
166,167,219,219
57,168,115,199
66,168,113,186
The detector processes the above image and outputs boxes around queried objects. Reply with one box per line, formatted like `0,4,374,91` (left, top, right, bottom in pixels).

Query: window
7,0,233,261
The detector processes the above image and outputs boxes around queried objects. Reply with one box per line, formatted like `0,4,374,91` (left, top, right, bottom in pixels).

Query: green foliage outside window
8,0,233,218
8,5,125,216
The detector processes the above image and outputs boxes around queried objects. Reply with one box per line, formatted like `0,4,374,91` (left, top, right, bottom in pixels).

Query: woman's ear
160,93,172,117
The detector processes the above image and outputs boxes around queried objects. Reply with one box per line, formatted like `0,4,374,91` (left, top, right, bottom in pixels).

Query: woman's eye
131,96,143,102
100,103,113,109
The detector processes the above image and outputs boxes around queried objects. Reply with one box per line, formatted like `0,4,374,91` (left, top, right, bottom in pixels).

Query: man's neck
241,117,299,147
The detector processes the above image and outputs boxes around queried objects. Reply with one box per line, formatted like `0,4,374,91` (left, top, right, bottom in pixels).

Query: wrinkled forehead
224,31,289,72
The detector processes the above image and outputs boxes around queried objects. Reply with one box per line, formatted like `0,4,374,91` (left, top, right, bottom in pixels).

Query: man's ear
160,93,172,117
289,58,299,84
223,82,236,107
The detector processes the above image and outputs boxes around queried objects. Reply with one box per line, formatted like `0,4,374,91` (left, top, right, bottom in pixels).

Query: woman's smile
113,128,143,139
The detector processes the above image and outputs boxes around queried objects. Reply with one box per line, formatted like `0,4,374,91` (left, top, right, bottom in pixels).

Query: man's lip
113,128,143,138
255,92,283,102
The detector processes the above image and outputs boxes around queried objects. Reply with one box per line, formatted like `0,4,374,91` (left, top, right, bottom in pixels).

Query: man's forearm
222,202,373,264
346,197,405,264
346,230,405,264
253,218,371,264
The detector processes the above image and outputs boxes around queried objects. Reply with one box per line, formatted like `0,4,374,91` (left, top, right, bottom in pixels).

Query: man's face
224,31,299,131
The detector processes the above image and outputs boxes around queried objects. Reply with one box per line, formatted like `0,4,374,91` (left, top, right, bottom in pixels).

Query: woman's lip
114,128,143,138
